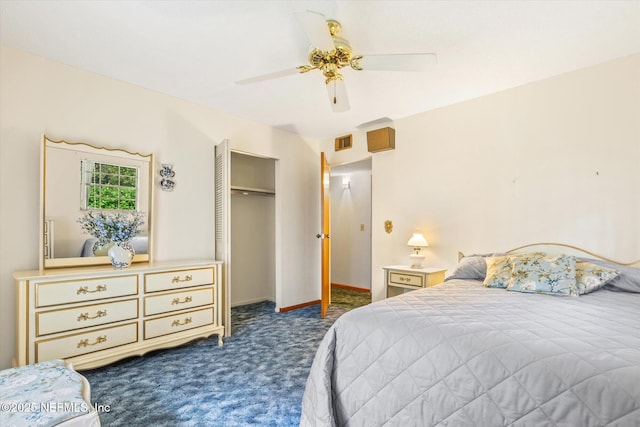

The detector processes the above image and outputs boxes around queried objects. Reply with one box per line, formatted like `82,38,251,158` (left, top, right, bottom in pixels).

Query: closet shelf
230,185,275,196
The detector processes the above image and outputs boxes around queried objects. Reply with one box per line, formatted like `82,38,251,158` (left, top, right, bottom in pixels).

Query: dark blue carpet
81,301,346,426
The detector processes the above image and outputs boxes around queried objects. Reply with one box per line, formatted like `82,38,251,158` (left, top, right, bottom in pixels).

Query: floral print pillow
575,261,620,294
483,252,545,288
506,254,578,296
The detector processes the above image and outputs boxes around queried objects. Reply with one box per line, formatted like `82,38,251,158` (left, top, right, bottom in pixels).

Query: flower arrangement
78,211,145,245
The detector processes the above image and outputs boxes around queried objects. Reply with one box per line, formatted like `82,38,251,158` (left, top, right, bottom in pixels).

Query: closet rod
230,188,275,197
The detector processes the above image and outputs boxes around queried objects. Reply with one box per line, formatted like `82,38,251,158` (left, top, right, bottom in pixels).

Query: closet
229,151,276,307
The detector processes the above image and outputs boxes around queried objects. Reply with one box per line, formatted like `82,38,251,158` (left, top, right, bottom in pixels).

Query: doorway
230,151,276,307
328,158,372,309
215,140,277,335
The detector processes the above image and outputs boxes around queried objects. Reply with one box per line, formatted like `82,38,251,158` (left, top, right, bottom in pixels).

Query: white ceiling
1,0,639,140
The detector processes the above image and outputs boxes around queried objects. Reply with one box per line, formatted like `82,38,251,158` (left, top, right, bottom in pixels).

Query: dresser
14,260,224,370
383,265,447,298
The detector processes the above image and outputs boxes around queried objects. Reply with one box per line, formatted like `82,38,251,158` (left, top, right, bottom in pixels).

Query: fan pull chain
333,79,337,105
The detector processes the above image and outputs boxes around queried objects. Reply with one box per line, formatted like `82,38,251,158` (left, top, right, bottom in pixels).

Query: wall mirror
40,135,153,269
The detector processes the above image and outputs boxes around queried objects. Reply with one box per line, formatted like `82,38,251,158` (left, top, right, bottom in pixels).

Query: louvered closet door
214,139,231,335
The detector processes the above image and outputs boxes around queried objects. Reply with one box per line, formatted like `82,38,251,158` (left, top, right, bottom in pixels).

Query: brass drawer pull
171,274,193,284
171,317,192,327
171,296,193,305
77,335,107,348
77,309,107,321
77,284,107,295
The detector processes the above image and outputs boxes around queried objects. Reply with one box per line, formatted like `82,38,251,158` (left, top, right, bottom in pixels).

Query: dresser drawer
144,287,214,316
35,275,138,307
35,322,138,362
36,299,138,336
389,272,424,287
144,307,214,340
144,267,214,293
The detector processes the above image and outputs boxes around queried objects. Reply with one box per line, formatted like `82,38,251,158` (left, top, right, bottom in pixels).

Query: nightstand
383,265,447,298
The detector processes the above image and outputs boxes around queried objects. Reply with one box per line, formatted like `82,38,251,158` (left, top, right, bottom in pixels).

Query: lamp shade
407,233,429,247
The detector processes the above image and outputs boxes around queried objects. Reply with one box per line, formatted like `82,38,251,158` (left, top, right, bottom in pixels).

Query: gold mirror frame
40,135,154,269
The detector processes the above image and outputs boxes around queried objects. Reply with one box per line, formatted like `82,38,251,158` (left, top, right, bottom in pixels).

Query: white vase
108,241,135,269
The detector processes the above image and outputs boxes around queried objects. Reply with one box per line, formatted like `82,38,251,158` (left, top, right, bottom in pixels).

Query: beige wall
322,54,640,301
0,45,321,369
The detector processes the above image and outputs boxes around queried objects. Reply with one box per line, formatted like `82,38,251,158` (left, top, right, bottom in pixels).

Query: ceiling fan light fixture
237,10,437,113
306,21,353,81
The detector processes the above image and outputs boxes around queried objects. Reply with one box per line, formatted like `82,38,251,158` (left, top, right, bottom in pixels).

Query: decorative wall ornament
160,164,175,191
384,220,393,234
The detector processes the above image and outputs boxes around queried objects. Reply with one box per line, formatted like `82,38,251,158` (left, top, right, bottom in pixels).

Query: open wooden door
215,139,231,335
319,152,331,318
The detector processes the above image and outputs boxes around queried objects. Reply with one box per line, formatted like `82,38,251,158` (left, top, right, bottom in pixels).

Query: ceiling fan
236,10,437,112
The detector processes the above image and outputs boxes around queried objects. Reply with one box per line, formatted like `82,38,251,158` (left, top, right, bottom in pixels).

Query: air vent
335,134,352,151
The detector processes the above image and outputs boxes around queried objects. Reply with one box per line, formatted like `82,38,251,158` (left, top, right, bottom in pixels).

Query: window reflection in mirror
41,136,153,269
81,160,139,210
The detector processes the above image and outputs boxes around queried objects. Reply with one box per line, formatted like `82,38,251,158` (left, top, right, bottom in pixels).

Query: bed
301,245,640,426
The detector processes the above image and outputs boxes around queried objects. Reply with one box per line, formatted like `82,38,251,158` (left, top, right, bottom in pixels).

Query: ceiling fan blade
295,10,335,52
235,67,300,85
326,78,349,112
356,53,437,72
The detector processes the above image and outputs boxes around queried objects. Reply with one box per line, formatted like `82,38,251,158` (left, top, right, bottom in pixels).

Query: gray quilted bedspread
301,280,640,426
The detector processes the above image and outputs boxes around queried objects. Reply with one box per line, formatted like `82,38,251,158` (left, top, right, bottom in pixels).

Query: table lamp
408,233,429,268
